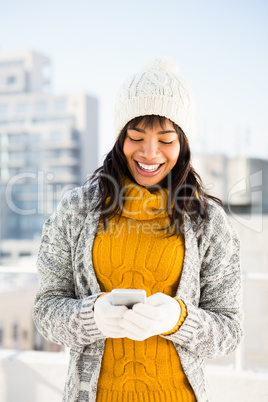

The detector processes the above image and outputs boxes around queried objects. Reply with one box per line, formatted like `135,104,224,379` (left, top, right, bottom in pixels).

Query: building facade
192,154,267,215
0,50,98,261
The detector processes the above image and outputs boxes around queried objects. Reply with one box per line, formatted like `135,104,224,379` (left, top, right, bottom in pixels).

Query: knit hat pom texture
142,57,179,75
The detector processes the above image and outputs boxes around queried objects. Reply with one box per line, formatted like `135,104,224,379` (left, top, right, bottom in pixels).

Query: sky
1,0,268,162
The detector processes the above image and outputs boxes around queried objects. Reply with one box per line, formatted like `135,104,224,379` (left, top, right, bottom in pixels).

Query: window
44,149,79,158
8,133,26,144
49,131,63,142
0,104,8,116
0,167,8,180
13,323,19,342
30,133,42,145
0,251,11,258
24,183,38,194
0,134,8,147
8,151,24,161
10,216,19,230
8,167,22,176
22,329,28,341
55,98,67,113
16,102,28,115
72,130,79,142
0,60,24,68
50,166,79,176
28,150,42,165
49,166,65,176
71,149,80,158
6,76,17,85
45,149,62,158
19,252,32,257
35,100,48,114
0,326,3,347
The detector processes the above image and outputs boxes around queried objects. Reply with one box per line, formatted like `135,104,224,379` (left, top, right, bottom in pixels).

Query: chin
136,176,162,188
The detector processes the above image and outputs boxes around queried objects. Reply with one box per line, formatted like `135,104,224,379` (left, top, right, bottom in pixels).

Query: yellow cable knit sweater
93,180,196,402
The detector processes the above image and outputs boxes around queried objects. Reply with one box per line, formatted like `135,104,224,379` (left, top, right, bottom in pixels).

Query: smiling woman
90,106,216,234
124,117,180,188
33,57,243,402
123,118,180,189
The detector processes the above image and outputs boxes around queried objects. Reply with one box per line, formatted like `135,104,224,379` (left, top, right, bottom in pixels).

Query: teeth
137,162,161,172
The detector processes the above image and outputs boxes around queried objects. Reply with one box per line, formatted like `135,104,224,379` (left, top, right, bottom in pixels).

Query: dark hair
87,115,222,235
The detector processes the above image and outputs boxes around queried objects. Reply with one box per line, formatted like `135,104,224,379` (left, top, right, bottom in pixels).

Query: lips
134,160,164,176
137,161,162,172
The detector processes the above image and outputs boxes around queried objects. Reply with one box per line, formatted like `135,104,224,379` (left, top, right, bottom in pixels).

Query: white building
192,154,266,214
0,50,98,260
192,154,268,371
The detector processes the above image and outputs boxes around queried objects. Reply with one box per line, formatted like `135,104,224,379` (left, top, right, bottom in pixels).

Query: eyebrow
129,128,177,135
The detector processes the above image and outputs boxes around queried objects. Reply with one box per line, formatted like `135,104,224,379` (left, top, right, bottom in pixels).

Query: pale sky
1,0,268,161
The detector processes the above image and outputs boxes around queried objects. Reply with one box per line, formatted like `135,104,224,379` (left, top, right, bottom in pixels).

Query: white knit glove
120,293,181,341
94,293,128,338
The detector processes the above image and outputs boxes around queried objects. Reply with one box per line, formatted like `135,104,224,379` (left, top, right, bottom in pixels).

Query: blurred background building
191,154,268,373
192,155,267,214
0,49,98,353
0,50,98,262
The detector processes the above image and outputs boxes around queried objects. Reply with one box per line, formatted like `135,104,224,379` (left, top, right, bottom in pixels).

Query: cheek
123,139,137,160
123,142,131,162
167,144,180,164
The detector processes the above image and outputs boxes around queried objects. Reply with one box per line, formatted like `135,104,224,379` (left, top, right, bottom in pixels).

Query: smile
136,162,163,172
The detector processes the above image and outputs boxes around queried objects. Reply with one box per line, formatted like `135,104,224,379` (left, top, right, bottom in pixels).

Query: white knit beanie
114,57,194,138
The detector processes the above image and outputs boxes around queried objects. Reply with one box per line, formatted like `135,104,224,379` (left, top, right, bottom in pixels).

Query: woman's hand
120,293,181,341
94,293,128,338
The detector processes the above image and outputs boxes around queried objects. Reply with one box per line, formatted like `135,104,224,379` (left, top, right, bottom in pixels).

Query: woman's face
123,118,180,188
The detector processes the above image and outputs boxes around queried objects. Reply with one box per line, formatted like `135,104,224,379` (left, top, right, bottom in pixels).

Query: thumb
146,292,169,307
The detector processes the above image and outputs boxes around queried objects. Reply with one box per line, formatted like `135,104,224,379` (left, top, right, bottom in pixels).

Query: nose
140,139,160,159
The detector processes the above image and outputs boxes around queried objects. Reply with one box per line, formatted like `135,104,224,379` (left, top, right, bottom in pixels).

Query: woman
33,58,243,402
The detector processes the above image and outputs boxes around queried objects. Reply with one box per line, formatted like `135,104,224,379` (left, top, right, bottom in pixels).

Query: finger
100,304,128,318
100,322,124,334
146,292,168,306
120,318,151,339
132,303,166,321
123,309,158,330
101,317,124,326
123,330,148,342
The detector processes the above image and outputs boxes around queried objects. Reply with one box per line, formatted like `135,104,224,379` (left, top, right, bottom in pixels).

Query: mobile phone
111,289,147,308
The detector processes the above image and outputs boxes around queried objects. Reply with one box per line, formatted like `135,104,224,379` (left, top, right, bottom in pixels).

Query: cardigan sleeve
32,188,105,351
162,204,243,359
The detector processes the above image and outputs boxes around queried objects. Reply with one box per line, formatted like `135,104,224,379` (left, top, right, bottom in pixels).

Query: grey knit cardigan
33,183,243,402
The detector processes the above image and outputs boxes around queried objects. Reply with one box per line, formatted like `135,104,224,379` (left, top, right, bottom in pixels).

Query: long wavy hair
88,115,222,235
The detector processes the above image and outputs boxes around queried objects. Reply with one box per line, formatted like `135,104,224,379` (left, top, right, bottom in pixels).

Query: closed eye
129,137,143,142
129,137,174,144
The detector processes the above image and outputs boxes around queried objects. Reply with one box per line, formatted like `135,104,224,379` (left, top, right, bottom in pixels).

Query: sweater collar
121,178,169,220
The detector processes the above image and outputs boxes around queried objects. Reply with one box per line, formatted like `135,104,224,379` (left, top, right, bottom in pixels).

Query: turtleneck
121,178,169,220
93,179,196,402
